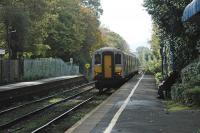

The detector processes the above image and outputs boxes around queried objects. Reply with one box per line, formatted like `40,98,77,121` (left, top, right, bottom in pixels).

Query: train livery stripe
104,74,144,133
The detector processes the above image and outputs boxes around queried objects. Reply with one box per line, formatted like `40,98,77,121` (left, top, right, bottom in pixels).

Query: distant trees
101,27,130,52
136,46,161,76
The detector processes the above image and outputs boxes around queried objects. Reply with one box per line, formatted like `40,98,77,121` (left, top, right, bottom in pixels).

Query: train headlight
116,72,122,75
95,72,100,76
115,67,122,75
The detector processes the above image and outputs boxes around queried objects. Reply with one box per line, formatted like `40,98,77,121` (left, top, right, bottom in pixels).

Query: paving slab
66,74,200,133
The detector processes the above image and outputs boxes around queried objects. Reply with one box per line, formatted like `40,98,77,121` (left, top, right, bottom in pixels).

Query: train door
103,55,113,78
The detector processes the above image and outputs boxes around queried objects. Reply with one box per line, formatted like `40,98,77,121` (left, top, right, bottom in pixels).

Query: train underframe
95,71,138,93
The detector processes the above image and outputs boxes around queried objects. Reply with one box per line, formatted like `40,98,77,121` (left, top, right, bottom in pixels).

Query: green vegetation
136,45,162,83
101,27,130,52
171,59,200,105
164,100,192,112
0,0,129,73
143,0,200,105
196,129,200,133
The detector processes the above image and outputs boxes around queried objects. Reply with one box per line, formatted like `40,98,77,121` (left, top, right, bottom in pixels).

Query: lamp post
161,0,176,73
0,49,5,83
160,45,164,80
6,25,16,59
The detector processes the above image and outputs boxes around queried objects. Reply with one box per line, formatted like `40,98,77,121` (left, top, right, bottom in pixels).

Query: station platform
66,74,200,133
0,75,82,92
0,75,84,103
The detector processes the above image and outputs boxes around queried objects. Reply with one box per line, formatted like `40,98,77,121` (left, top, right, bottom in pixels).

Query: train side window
115,54,121,64
95,54,101,64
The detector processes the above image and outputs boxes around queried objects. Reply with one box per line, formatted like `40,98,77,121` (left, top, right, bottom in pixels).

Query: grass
49,98,64,103
163,100,192,112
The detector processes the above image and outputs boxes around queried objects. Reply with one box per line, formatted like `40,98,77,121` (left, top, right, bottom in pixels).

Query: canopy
182,0,200,22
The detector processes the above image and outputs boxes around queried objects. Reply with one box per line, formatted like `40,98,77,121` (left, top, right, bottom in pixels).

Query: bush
171,59,200,106
181,59,200,84
171,83,188,102
183,86,200,105
155,72,162,83
145,60,161,74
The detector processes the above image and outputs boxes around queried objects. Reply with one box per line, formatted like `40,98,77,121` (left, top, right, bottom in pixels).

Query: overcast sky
100,0,152,51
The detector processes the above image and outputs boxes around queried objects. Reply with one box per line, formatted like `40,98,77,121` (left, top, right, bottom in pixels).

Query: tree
1,6,29,59
101,27,130,52
144,0,200,73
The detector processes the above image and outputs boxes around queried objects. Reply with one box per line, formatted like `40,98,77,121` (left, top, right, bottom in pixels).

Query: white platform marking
104,74,144,133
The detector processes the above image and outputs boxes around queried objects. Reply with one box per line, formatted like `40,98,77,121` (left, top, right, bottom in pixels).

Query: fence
23,58,79,80
0,58,79,84
0,59,23,84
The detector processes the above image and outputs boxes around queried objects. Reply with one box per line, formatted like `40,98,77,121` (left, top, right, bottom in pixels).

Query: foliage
136,47,153,68
155,72,162,83
144,0,200,73
171,59,200,105
0,0,130,75
0,1,101,62
144,0,200,105
171,83,188,102
101,27,130,52
0,5,30,59
164,100,191,112
145,60,161,74
184,86,200,105
181,59,200,84
150,24,161,60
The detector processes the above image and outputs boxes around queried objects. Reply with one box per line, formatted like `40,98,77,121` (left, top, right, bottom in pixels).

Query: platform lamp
0,49,5,83
161,0,176,73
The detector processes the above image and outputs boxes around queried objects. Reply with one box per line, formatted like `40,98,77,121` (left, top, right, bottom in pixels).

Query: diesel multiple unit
92,47,140,91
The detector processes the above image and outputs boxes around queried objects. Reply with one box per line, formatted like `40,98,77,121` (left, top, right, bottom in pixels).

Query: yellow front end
94,65,102,77
115,66,123,76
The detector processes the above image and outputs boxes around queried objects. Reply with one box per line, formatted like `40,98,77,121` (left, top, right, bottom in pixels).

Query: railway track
0,82,96,132
0,82,95,115
31,97,94,133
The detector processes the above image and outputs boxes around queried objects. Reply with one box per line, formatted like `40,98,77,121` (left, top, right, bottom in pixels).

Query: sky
100,0,152,52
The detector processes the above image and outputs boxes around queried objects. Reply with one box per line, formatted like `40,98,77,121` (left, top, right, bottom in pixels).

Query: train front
92,47,124,91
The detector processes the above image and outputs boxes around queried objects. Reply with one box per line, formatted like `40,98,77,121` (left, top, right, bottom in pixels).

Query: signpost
70,58,73,75
70,58,73,64
0,49,5,55
85,63,90,69
85,63,90,79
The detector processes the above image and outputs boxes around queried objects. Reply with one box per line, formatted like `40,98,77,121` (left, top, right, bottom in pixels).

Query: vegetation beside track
163,101,193,112
141,0,200,107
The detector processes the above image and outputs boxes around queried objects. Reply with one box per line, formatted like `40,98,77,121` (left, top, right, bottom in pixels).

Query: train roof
95,47,122,53
95,47,137,57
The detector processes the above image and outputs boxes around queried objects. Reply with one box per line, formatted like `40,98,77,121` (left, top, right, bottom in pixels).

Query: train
92,47,140,92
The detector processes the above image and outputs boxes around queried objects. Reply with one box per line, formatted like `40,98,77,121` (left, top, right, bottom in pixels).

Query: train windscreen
115,54,121,64
95,54,101,64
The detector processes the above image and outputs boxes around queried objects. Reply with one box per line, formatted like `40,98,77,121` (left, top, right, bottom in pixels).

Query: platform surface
0,75,81,92
66,74,200,133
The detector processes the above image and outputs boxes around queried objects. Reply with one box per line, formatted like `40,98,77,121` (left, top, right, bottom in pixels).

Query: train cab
93,48,123,79
92,47,139,91
92,47,124,89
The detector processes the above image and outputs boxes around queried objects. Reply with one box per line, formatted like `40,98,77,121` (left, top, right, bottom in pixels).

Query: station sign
0,49,5,55
85,63,90,69
70,58,73,64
